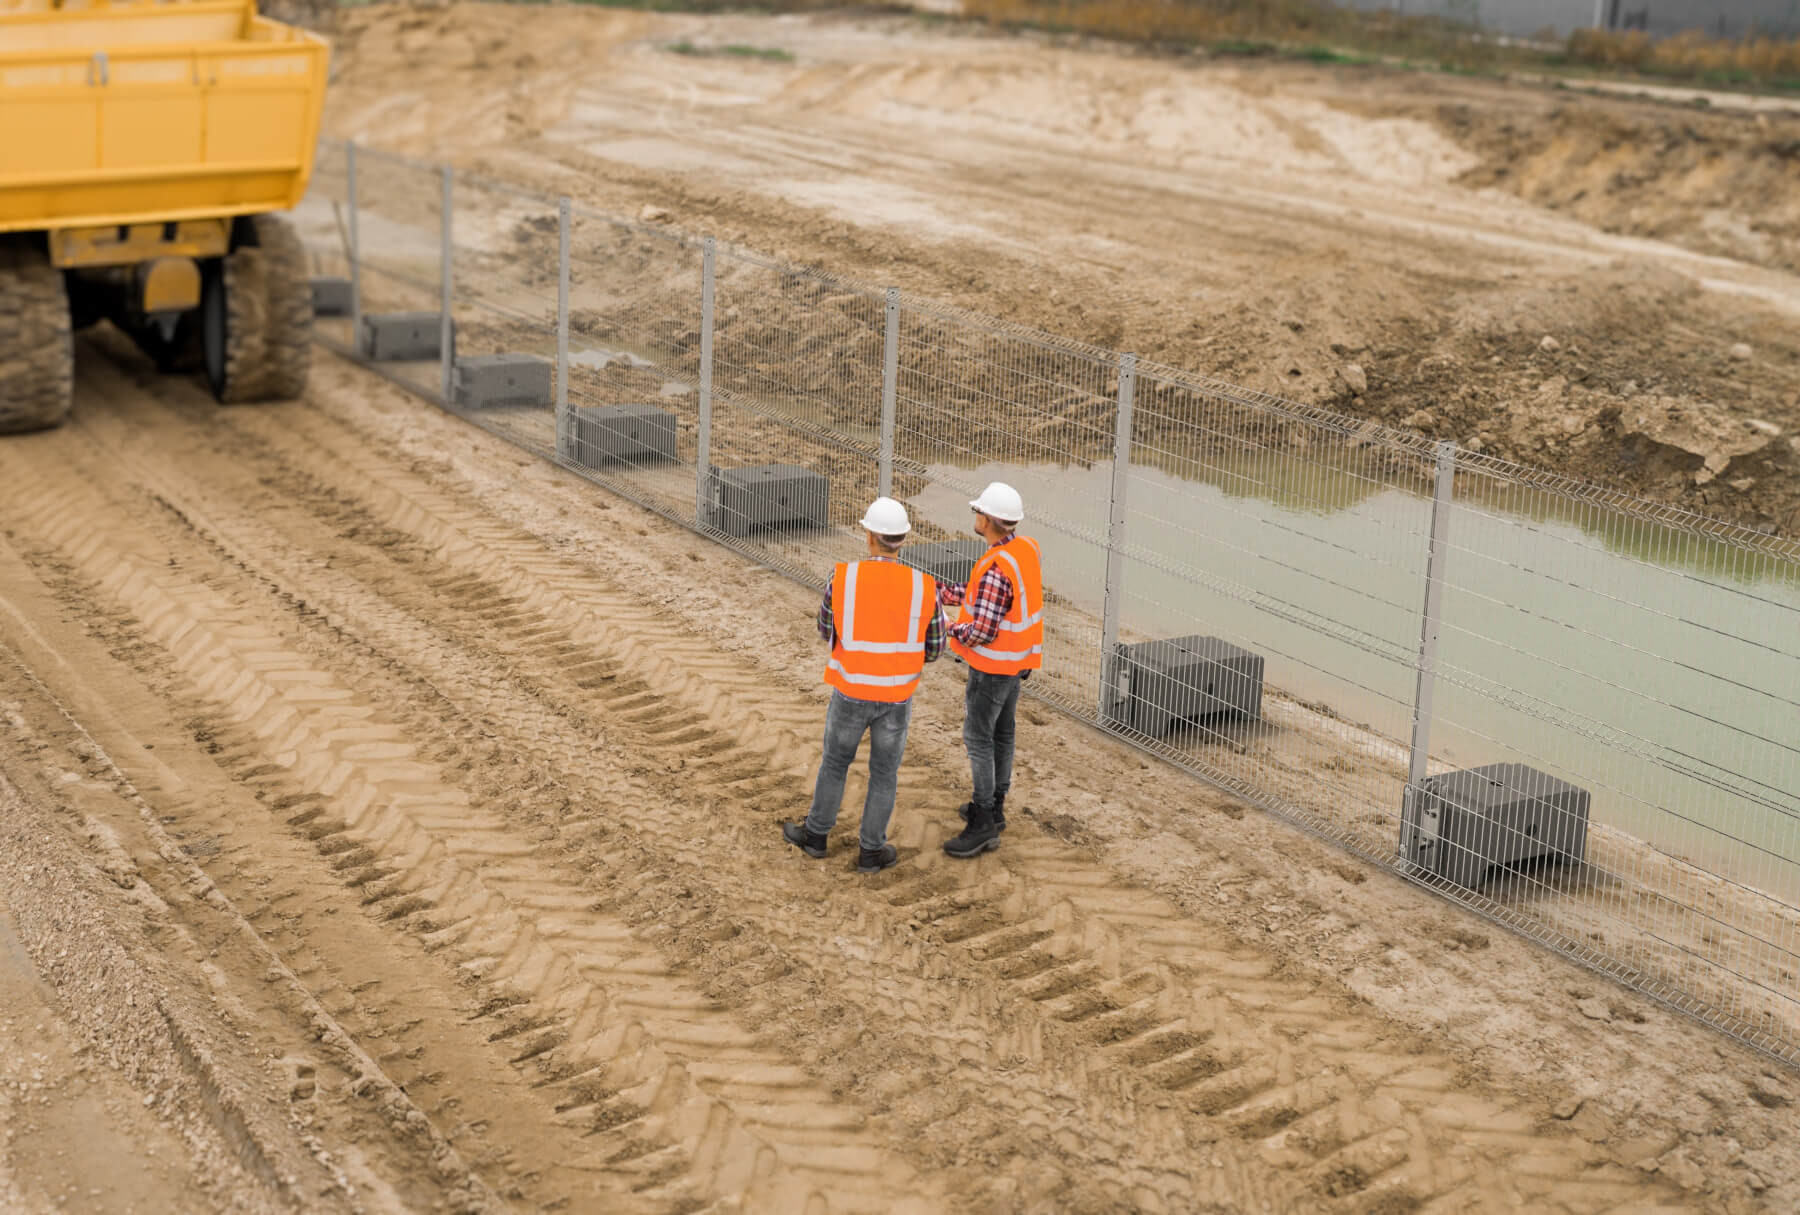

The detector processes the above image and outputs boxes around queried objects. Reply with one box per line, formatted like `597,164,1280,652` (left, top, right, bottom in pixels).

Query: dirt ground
5,4,1800,1213
321,3,1800,537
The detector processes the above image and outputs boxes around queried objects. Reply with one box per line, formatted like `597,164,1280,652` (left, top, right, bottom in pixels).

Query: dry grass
962,0,1800,90
1567,28,1800,86
963,0,1385,54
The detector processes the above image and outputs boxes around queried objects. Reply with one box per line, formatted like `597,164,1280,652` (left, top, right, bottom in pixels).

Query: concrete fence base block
561,403,679,467
1109,634,1264,736
360,312,452,362
1405,763,1590,891
709,464,829,537
902,539,987,588
311,276,353,317
454,353,552,408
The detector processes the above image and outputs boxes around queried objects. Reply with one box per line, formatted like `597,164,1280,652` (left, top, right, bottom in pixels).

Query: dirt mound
1449,95,1800,274
1334,261,1797,512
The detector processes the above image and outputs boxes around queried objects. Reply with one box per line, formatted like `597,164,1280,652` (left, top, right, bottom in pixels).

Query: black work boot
943,802,1002,859
781,821,827,859
857,843,899,873
956,796,1007,834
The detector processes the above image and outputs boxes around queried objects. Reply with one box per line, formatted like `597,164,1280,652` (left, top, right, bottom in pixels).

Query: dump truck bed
0,0,328,234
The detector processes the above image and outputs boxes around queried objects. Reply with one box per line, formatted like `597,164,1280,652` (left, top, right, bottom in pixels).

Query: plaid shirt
817,556,947,661
939,535,1016,649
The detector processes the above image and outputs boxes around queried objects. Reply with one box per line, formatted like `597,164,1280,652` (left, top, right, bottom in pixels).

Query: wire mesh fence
298,138,1800,1068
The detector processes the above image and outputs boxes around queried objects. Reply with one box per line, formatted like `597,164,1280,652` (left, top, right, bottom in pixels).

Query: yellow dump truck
0,0,328,431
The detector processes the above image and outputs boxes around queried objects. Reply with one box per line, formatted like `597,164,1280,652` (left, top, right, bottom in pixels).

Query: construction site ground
2,4,1798,1213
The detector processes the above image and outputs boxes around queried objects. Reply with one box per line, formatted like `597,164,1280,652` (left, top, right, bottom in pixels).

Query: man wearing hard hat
940,482,1042,859
783,497,947,873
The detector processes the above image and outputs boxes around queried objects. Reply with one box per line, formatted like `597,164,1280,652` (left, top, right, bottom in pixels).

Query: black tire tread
0,239,74,434
216,214,312,404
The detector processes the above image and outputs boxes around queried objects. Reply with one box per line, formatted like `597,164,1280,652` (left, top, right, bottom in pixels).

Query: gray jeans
804,690,914,851
964,666,1022,809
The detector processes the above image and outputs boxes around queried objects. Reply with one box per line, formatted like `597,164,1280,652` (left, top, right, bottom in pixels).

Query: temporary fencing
292,138,1800,1067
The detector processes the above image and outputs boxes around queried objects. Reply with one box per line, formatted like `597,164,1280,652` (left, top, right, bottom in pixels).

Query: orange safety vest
824,559,937,703
949,536,1043,676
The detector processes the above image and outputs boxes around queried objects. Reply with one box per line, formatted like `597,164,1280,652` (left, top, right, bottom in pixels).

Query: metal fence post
695,237,716,526
346,141,361,349
439,164,454,407
878,286,899,498
556,197,571,455
1098,353,1136,723
1400,440,1458,863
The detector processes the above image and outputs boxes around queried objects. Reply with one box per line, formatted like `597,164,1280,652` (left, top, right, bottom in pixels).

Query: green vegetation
665,38,795,60
722,42,796,60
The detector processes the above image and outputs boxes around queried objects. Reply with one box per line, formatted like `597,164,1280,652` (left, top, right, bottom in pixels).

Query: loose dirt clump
1447,95,1800,274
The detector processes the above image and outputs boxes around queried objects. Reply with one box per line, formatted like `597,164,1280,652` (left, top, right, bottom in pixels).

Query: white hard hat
859,496,912,536
968,481,1023,523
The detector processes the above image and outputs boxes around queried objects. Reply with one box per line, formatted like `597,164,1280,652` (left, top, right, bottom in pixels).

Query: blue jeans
964,667,1022,809
804,690,914,851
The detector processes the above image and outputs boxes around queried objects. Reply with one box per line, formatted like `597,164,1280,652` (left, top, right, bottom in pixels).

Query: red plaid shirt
939,535,1016,649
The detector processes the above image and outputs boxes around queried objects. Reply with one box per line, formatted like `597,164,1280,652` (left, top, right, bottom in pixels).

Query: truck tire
0,240,75,433
203,214,312,404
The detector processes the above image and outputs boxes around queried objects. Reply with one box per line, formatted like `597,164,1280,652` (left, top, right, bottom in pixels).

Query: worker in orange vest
940,482,1042,859
783,497,947,873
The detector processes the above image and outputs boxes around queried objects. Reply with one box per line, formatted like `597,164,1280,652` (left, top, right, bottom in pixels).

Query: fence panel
1109,367,1437,861
291,144,1800,1068
343,145,446,403
891,303,1119,718
438,170,561,446
1425,455,1800,1055
291,142,354,352
544,203,706,524
698,246,888,585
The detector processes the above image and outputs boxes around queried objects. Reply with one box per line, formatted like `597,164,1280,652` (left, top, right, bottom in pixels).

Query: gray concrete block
1110,635,1263,736
360,312,451,362
710,464,828,537
561,403,678,467
454,353,552,408
1406,763,1589,890
901,539,987,588
311,276,353,317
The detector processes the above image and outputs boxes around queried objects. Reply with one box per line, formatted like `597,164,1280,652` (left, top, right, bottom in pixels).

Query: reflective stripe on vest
949,536,1044,675
824,658,924,687
988,547,1042,632
825,560,934,702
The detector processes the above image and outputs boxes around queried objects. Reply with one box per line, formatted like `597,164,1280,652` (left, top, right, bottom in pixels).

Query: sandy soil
4,4,1799,1212
321,3,1800,536
0,314,1789,1210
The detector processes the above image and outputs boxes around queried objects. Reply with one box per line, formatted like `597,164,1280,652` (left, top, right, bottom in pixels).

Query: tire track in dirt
65,358,1231,1210
243,406,1684,1215
190,381,1693,1213
0,395,941,1214
0,547,496,1215
17,345,1690,1212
